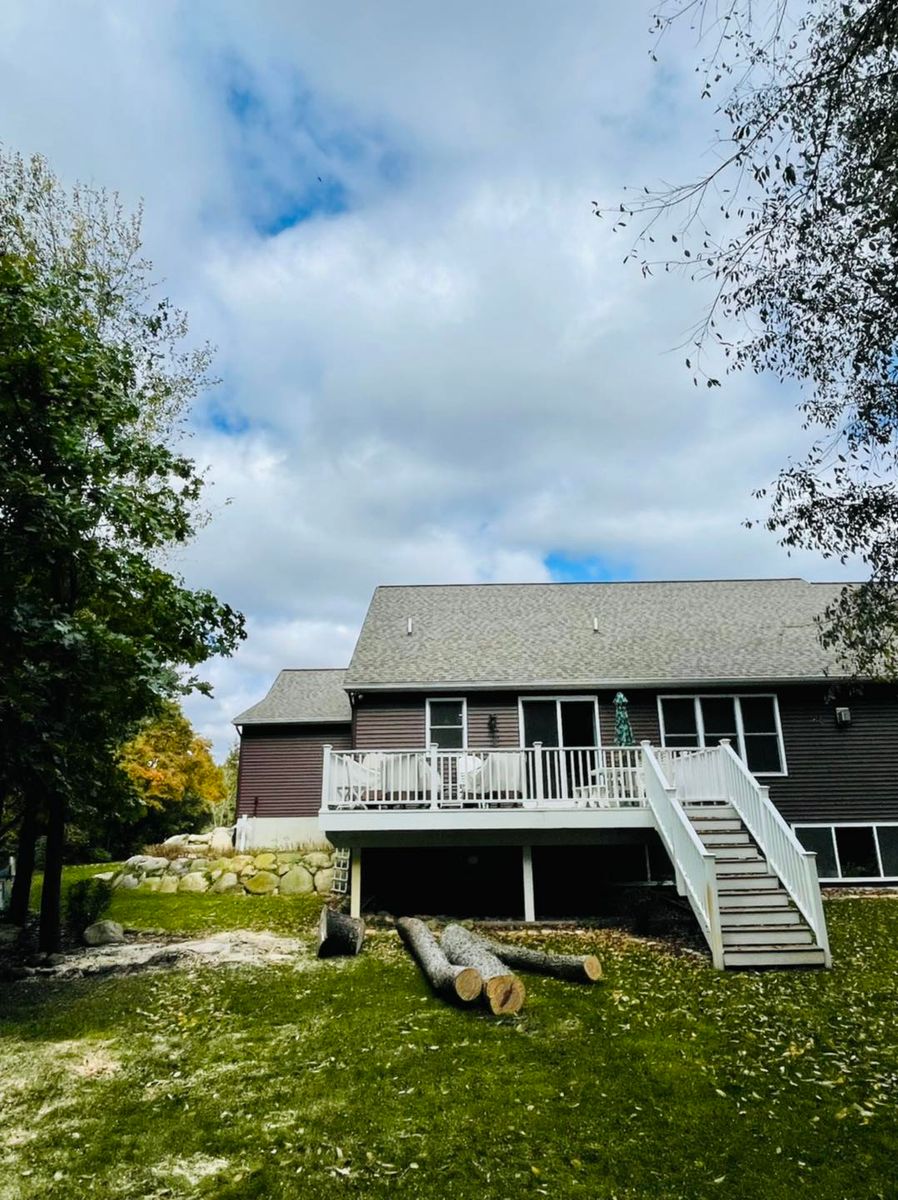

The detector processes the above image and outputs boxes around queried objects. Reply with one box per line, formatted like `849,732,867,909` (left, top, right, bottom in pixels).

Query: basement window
658,694,786,775
793,823,898,882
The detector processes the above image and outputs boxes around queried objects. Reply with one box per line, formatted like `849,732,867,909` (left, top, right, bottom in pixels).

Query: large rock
210,872,240,894
279,864,314,895
178,872,209,893
115,874,139,890
253,852,277,870
163,833,188,847
93,871,117,882
167,859,190,876
125,855,170,875
210,827,233,855
303,851,332,870
158,875,179,894
313,868,335,894
137,877,161,892
188,858,209,872
244,870,279,895
83,920,125,946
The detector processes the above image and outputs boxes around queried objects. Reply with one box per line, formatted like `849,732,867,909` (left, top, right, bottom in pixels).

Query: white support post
429,742,439,809
350,848,362,920
321,744,332,812
522,846,535,922
533,741,544,806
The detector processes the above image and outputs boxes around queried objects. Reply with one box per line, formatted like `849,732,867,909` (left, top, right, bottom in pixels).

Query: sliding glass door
521,698,599,800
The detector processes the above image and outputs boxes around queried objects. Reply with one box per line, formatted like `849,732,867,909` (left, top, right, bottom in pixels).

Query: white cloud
0,1,855,754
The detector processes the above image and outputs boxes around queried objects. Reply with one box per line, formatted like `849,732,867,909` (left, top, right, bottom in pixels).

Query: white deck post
533,742,544,806
321,744,332,811
522,846,535,922
429,742,439,809
350,848,363,920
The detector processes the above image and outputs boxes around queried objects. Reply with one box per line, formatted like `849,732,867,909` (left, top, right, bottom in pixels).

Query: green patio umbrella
613,691,635,747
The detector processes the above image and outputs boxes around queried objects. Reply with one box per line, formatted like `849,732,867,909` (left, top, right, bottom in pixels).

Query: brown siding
467,693,520,748
770,685,898,824
237,723,351,818
352,694,425,748
353,691,522,748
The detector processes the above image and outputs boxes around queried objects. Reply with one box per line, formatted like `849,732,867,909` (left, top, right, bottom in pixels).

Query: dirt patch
5,930,312,981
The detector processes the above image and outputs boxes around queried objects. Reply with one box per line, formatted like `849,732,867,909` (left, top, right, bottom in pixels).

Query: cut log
472,933,602,983
441,924,526,1015
396,917,482,1004
317,906,365,958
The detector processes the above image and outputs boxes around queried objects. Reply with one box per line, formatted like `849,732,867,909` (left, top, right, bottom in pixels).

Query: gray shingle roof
233,669,351,725
344,580,852,688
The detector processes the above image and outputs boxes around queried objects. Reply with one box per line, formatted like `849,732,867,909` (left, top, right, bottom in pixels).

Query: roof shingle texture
234,669,351,725
344,580,851,688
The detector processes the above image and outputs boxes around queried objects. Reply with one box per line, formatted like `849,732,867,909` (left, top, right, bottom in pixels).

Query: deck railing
321,745,647,811
641,743,724,968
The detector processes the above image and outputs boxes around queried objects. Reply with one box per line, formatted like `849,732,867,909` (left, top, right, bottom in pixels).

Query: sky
0,1,854,755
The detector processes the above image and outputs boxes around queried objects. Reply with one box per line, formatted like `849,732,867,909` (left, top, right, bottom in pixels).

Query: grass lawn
1,879,897,1199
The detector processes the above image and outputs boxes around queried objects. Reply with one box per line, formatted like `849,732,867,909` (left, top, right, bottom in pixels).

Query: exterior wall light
835,707,851,727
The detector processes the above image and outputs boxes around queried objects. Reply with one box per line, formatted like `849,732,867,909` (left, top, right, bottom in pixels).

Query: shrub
66,878,113,934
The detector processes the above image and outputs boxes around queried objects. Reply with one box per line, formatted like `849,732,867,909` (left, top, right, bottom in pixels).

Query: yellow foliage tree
119,702,225,842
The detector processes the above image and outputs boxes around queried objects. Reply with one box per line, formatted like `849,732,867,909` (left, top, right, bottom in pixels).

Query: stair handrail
711,741,831,966
641,742,724,969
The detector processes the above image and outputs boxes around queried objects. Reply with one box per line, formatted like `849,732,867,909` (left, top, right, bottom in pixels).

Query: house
234,579,898,968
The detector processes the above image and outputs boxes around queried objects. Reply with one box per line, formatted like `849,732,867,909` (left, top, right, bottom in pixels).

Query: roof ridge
373,578,813,589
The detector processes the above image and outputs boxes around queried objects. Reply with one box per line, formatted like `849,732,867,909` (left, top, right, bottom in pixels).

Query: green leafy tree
217,742,240,829
0,151,244,948
600,1,898,674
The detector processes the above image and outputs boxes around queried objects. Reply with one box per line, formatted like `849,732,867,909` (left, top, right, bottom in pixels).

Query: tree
599,1,898,675
217,742,240,829
118,703,226,847
0,151,244,948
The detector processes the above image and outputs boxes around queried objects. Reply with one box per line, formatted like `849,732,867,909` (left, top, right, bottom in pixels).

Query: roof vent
407,617,413,636
592,616,599,633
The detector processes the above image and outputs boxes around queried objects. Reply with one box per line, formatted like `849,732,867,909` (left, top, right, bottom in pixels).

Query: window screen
660,698,699,747
876,827,898,877
835,825,879,877
739,696,783,773
427,700,464,749
795,826,838,879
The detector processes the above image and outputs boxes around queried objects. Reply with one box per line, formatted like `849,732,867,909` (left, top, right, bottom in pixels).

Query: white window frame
517,696,602,749
425,697,467,749
656,693,788,777
792,821,898,882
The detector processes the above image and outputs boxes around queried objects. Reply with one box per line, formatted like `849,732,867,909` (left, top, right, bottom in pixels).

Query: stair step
721,906,800,925
715,857,768,875
723,926,814,947
692,818,743,834
717,875,782,892
711,844,760,860
684,803,735,819
723,946,827,969
700,832,751,847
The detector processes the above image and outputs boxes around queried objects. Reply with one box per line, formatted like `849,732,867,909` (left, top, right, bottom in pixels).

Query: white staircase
685,803,828,969
641,742,831,971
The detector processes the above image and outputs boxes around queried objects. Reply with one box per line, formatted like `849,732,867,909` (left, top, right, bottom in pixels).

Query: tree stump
397,917,482,1004
472,933,602,983
441,924,525,1015
317,906,365,958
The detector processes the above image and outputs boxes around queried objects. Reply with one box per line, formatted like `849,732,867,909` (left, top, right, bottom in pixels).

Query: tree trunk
441,924,525,1015
317,906,365,958
38,789,65,953
471,933,602,983
396,917,482,1004
8,804,39,926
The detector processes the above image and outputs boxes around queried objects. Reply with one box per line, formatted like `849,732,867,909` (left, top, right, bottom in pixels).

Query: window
794,823,898,881
426,698,466,749
658,694,786,774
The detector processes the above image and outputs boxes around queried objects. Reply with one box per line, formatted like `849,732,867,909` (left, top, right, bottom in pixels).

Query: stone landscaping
99,835,336,898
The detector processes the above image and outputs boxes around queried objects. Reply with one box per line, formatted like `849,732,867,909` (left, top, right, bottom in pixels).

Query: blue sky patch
545,552,636,583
